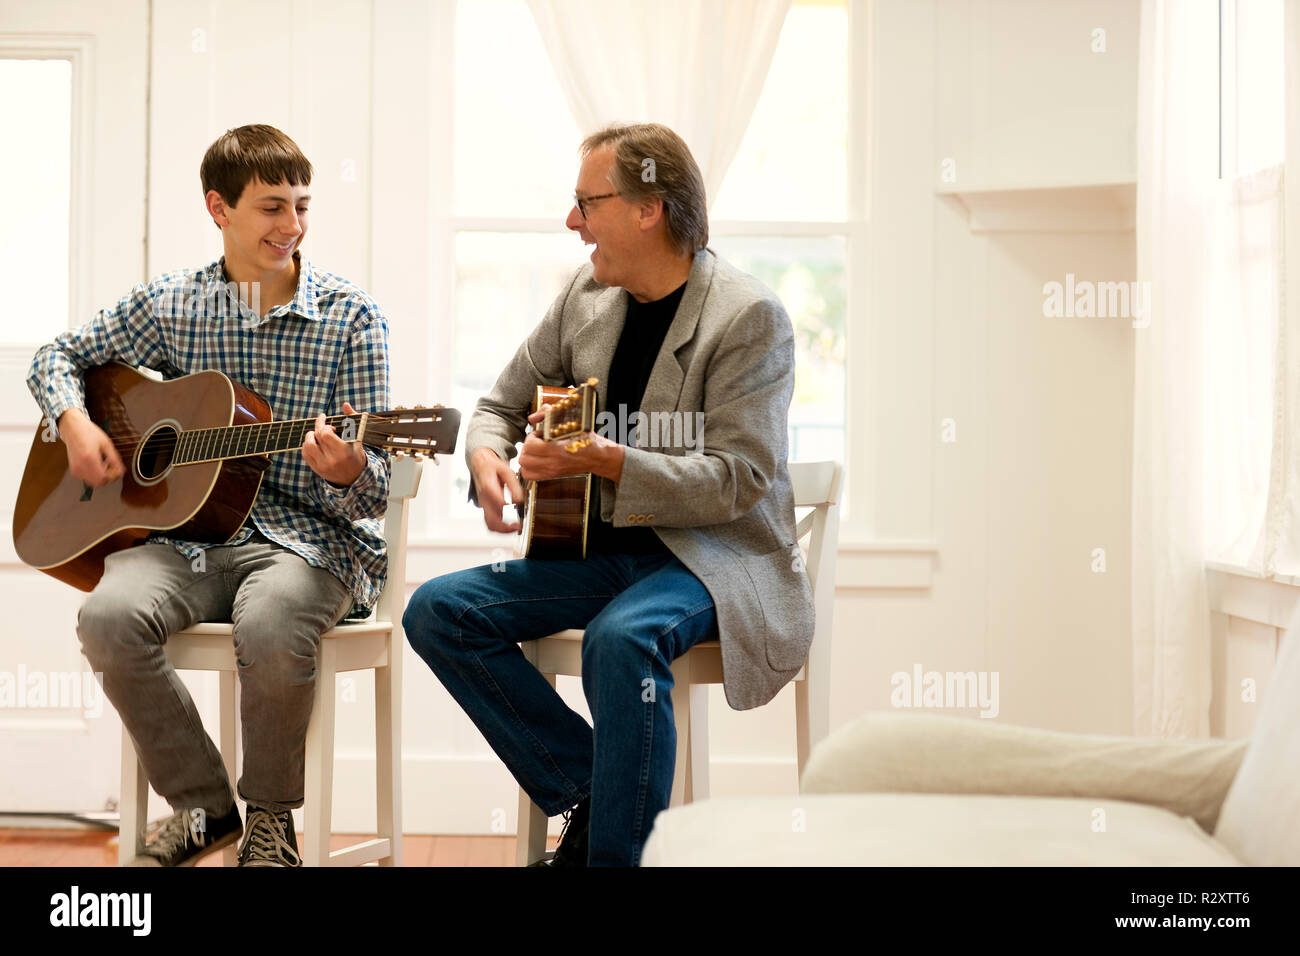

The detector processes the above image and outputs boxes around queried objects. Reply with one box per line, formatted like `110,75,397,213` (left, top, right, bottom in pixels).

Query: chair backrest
1213,604,1300,864
375,456,423,626
789,462,842,684
789,460,843,612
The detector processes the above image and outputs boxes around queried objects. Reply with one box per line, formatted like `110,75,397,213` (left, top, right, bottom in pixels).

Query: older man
404,123,813,866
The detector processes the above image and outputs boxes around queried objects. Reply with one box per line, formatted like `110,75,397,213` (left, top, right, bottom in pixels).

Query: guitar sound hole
136,424,179,482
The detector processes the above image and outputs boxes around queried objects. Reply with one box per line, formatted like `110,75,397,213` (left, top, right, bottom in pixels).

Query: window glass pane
454,0,582,219
1229,0,1283,176
711,1,847,221
0,58,71,344
450,231,587,518
709,236,847,498
1203,183,1282,566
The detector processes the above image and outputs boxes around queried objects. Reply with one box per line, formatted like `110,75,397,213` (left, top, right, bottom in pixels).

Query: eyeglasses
573,192,618,219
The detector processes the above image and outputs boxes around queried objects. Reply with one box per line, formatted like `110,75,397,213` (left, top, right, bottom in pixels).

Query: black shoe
237,807,303,867
528,797,589,867
131,804,243,867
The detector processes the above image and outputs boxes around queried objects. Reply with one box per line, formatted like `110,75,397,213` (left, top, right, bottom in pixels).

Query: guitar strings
94,416,441,465
96,412,427,451
102,418,351,454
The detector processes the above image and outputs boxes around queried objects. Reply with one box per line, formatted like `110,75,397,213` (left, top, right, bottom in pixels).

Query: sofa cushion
800,712,1247,832
1214,622,1300,865
641,794,1241,866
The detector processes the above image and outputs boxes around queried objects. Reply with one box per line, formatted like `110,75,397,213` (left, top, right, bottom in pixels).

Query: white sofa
641,618,1299,866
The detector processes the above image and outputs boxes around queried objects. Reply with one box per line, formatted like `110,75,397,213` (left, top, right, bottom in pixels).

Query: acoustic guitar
518,378,598,560
13,363,460,590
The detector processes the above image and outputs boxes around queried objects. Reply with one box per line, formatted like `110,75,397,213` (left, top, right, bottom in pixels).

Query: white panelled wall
2,0,1283,835
840,0,1138,740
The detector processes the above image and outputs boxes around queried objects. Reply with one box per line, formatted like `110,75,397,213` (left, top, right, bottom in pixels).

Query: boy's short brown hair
200,124,313,206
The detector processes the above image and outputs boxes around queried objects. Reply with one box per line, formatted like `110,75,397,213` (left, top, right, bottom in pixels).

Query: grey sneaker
237,808,303,867
131,805,242,867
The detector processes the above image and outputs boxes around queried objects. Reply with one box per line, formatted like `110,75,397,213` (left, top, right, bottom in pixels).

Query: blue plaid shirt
26,254,391,616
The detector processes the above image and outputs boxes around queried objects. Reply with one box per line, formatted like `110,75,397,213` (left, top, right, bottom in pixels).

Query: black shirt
585,281,688,555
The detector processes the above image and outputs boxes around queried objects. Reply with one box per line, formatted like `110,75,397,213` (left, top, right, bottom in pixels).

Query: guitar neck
175,414,365,465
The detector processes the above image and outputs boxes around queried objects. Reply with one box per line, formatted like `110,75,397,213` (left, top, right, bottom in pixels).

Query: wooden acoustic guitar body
12,363,272,591
520,384,593,561
522,474,592,560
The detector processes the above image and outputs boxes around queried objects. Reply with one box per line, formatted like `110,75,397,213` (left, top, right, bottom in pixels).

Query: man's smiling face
212,176,310,278
566,147,640,288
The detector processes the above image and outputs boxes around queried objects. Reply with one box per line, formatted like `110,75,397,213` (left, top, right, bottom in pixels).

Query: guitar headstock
360,406,461,459
538,379,598,451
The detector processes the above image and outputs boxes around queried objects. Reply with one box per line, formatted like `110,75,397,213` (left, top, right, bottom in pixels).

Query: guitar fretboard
175,415,361,464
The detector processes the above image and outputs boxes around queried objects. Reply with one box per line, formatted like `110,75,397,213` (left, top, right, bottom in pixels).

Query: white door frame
0,0,149,820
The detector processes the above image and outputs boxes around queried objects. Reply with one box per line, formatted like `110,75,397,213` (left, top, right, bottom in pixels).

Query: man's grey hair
580,123,709,257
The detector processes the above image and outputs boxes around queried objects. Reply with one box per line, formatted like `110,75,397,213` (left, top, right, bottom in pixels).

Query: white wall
830,0,1138,738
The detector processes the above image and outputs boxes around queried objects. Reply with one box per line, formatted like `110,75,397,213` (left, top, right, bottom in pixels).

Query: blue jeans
403,551,717,866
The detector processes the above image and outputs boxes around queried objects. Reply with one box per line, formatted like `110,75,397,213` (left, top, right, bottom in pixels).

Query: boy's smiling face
206,176,310,280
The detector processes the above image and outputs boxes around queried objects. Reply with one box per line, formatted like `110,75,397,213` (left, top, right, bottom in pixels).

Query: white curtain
1268,0,1300,577
1204,165,1283,571
1136,0,1294,736
525,0,790,204
1133,0,1219,736
1204,0,1290,576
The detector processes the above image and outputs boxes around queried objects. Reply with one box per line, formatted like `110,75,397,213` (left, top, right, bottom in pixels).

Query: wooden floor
0,828,557,867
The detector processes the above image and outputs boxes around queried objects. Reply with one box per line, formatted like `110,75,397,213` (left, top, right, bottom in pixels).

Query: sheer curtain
1133,0,1219,737
1268,0,1300,578
1204,0,1288,574
1136,0,1292,736
525,0,790,203
1204,166,1283,572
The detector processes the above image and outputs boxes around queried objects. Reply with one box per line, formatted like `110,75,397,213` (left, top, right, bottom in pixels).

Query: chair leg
219,670,238,866
688,684,710,801
515,653,555,866
303,643,337,867
515,786,549,867
795,670,832,787
118,728,148,866
669,659,691,807
375,656,402,866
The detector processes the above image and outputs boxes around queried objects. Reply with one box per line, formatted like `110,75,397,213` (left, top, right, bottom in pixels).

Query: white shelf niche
936,180,1136,234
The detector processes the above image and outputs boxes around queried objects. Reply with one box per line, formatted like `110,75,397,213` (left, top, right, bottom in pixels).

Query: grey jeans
76,531,352,815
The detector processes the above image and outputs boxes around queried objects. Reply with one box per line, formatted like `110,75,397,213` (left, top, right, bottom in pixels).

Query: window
0,57,72,345
1204,0,1286,571
1218,0,1283,180
710,0,849,487
440,0,854,536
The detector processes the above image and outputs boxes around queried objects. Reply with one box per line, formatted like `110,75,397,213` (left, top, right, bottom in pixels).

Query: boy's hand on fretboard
303,401,366,487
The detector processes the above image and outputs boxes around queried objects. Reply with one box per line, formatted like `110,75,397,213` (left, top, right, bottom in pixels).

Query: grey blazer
467,248,815,710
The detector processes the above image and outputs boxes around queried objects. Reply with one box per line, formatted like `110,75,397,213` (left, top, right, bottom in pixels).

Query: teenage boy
27,124,391,867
